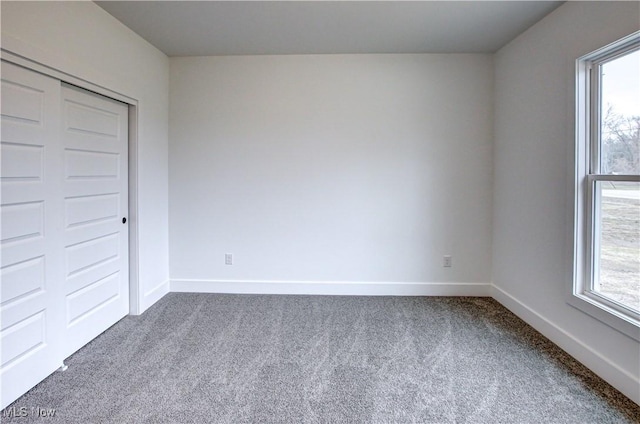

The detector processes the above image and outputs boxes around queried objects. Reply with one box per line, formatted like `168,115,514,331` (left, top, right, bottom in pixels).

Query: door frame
1,49,142,315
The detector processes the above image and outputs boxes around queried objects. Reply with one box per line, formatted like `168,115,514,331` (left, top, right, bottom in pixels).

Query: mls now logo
3,406,56,418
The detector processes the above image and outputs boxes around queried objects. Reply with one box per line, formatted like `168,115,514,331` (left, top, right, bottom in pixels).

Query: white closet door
1,62,64,408
0,65,130,409
61,85,129,358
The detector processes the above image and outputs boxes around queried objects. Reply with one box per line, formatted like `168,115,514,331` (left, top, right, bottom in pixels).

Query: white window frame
571,31,640,341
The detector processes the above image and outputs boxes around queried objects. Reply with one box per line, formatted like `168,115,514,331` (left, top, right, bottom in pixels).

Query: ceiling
96,1,564,57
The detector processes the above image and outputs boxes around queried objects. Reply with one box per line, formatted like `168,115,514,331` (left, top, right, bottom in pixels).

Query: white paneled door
61,84,129,358
1,61,65,411
0,62,129,408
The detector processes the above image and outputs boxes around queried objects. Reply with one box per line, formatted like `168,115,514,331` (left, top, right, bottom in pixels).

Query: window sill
567,291,640,342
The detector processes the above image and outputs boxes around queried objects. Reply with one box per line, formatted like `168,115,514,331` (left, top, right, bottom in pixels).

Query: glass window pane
600,50,640,175
593,180,640,312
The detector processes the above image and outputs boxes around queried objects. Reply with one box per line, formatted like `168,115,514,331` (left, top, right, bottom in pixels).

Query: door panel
65,193,120,228
0,142,44,180
61,85,129,358
0,62,64,409
1,256,45,305
0,201,45,242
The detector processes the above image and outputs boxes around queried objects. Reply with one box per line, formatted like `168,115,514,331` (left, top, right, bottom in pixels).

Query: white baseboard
170,279,491,297
141,279,170,313
492,285,640,405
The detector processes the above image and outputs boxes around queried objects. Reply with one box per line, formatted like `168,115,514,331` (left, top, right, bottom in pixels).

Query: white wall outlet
225,253,233,265
443,255,452,268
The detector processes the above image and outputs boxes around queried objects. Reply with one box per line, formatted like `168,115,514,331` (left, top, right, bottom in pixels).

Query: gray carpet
2,294,638,423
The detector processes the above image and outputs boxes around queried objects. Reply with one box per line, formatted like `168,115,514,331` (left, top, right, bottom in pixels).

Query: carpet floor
2,294,639,423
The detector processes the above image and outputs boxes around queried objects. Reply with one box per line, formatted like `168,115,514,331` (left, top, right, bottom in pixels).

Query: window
573,32,640,340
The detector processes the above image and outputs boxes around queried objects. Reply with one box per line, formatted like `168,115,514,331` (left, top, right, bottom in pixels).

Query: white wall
170,54,493,294
1,1,171,312
493,2,640,403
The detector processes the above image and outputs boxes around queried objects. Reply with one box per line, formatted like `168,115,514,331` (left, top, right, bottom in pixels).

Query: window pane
594,180,640,312
600,50,640,175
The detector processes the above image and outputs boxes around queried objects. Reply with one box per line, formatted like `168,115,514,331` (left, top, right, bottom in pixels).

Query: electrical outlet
443,255,452,268
225,253,233,265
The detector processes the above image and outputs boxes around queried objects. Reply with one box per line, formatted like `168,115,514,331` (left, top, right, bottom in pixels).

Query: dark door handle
122,217,127,224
